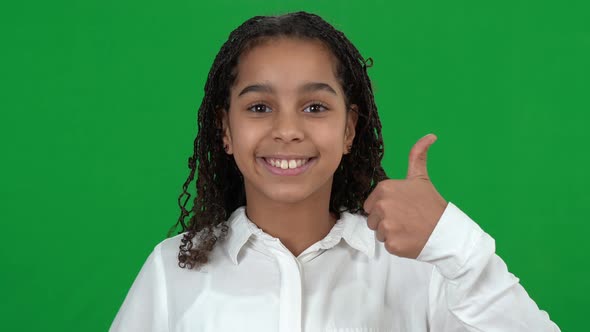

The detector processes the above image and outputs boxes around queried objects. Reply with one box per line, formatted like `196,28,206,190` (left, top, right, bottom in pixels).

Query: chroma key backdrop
0,0,587,331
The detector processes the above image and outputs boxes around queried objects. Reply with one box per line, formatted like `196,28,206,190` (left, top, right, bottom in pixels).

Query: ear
219,109,233,155
344,104,359,154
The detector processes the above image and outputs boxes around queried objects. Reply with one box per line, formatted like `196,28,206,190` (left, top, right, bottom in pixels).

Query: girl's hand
363,134,448,259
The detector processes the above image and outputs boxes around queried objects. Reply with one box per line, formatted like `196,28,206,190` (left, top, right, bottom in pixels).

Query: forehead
231,37,341,94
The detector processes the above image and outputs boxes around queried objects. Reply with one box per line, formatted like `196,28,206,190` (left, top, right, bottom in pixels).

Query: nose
271,109,304,142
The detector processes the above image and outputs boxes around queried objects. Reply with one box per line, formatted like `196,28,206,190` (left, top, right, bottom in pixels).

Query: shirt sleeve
109,243,169,332
416,202,561,332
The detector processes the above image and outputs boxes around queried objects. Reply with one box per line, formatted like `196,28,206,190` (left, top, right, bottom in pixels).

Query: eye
246,103,272,113
303,102,329,113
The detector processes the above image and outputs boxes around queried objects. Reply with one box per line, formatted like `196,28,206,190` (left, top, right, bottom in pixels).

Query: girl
110,11,560,332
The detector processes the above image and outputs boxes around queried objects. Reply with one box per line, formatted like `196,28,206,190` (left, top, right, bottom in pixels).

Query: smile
258,157,317,176
266,157,310,169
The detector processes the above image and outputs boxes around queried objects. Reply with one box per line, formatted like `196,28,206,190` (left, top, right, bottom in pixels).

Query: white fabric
110,202,561,332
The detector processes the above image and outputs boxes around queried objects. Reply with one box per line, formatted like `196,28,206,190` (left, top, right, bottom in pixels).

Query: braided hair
167,11,388,270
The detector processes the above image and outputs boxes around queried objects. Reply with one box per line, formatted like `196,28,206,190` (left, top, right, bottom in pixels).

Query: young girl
110,11,560,332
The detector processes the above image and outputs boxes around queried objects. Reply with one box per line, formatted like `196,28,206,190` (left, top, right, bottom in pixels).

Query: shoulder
153,232,185,262
151,227,229,273
133,233,185,276
152,232,203,266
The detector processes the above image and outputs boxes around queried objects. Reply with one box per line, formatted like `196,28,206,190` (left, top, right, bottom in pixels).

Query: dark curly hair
167,11,388,270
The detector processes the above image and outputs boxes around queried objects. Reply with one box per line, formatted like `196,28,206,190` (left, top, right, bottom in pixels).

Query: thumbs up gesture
363,134,448,259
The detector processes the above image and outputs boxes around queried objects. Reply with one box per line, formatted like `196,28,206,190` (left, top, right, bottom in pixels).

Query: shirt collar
225,206,376,265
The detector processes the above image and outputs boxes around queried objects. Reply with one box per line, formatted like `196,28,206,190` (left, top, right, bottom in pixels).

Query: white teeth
265,158,310,169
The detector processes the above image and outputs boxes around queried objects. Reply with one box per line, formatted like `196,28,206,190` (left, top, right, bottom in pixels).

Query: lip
257,157,317,176
261,154,313,160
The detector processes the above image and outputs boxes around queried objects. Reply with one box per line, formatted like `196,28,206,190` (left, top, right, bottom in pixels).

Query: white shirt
109,202,561,332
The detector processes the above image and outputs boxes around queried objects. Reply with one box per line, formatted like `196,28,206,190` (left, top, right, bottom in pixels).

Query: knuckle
384,240,398,254
382,180,395,191
381,220,393,232
374,200,387,212
377,220,387,233
375,230,385,242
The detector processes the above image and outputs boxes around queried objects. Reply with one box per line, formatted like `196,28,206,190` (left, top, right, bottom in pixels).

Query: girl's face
222,37,357,205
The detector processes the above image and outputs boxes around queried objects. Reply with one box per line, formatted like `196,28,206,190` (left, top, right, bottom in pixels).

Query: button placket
266,239,303,332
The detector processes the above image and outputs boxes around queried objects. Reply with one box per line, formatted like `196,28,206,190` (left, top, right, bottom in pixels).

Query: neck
243,180,337,257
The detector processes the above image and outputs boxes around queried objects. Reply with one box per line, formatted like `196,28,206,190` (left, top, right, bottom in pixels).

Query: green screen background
1,0,587,331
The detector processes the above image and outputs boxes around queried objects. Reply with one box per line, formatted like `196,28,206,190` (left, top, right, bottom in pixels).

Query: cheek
313,122,346,148
229,120,267,157
230,130,257,175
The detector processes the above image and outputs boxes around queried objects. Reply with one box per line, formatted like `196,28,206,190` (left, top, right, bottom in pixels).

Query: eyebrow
237,82,338,97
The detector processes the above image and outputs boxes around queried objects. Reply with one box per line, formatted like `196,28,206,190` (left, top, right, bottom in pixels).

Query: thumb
407,133,437,180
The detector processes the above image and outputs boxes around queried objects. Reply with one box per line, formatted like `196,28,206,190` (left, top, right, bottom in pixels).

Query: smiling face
221,37,358,206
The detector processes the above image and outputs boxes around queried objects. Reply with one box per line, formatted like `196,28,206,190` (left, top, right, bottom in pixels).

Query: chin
244,174,334,206
261,186,318,205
